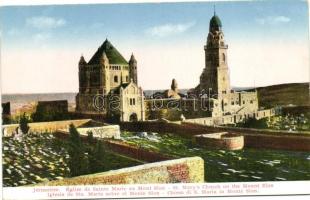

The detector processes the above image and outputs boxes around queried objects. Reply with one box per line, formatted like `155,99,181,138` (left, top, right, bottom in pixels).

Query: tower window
126,76,129,82
114,76,118,83
222,53,226,63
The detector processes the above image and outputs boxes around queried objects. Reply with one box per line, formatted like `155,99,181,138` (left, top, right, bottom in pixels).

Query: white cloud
26,16,66,29
7,29,20,36
33,32,51,41
145,22,195,37
256,16,291,25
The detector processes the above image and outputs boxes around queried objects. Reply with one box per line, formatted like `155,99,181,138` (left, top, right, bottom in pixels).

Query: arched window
126,76,129,82
114,76,118,83
222,53,226,63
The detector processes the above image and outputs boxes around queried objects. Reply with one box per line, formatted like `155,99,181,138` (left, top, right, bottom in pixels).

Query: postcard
1,0,309,199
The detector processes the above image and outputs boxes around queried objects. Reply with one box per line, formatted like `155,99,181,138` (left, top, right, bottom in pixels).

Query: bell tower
199,12,231,96
129,53,138,85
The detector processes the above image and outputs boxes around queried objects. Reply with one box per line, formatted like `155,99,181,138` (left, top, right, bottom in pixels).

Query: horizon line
1,81,308,95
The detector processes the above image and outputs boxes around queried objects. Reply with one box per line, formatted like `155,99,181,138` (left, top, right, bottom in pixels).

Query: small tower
79,55,87,67
129,53,138,85
171,78,178,92
101,52,111,94
78,55,87,93
166,78,180,99
199,12,231,96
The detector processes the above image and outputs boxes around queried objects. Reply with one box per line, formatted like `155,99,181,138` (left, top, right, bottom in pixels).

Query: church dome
209,15,222,31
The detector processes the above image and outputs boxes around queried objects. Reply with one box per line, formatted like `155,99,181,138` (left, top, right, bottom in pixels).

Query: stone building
194,13,260,120
76,14,273,124
76,39,145,122
144,13,274,124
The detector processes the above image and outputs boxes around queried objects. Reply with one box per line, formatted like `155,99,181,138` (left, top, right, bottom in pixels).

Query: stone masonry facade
76,13,273,124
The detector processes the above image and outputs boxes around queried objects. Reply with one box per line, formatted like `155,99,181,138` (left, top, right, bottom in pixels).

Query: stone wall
76,126,121,139
184,108,275,126
2,119,92,136
120,121,219,138
53,130,173,163
104,140,174,162
120,121,310,152
194,132,244,150
34,157,204,186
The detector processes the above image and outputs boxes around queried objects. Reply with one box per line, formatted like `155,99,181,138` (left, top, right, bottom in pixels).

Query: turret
79,55,87,68
101,52,110,94
78,55,87,93
171,78,178,92
129,53,138,85
101,52,109,67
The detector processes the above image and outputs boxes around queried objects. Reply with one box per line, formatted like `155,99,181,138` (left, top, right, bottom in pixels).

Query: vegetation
88,140,105,173
19,113,30,134
3,131,143,187
254,83,309,108
2,115,11,125
67,124,89,176
121,131,310,182
86,131,94,143
231,114,310,131
235,118,269,129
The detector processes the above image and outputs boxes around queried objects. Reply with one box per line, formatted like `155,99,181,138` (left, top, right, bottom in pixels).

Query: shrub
237,118,268,129
68,124,88,176
19,113,30,134
87,131,94,143
88,140,105,173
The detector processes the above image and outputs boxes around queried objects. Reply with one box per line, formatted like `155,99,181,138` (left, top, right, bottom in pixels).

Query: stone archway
129,113,138,122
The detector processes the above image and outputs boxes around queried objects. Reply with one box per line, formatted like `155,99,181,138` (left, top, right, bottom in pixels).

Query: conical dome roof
209,15,222,31
88,39,128,65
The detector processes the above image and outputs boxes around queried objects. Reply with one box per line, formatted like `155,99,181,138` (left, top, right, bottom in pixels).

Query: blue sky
0,0,309,93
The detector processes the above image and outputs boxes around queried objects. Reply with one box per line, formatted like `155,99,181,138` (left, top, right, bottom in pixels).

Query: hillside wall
33,157,204,186
2,119,92,136
121,121,310,151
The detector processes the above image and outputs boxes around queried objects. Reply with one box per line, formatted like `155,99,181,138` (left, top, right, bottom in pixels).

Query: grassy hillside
254,83,309,108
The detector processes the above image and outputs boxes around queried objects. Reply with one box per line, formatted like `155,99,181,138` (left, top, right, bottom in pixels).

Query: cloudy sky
0,0,309,93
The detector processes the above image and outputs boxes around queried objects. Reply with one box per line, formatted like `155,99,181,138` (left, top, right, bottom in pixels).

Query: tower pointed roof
88,39,128,65
79,55,87,65
209,9,222,32
171,78,178,91
129,53,137,63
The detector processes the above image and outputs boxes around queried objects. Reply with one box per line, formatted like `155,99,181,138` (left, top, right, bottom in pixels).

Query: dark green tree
86,131,94,143
19,113,30,134
88,140,105,173
68,124,89,176
238,118,269,129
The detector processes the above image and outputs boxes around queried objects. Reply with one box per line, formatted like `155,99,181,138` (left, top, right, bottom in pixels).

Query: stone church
195,13,259,118
76,39,145,122
188,13,274,125
76,13,274,124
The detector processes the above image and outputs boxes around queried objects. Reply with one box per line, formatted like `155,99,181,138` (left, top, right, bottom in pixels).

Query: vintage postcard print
1,0,309,199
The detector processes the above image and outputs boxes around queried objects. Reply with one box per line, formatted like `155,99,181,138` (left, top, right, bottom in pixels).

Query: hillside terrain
253,83,309,108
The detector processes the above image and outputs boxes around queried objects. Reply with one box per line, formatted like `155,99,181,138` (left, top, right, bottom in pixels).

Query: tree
86,131,94,143
19,113,30,134
67,124,88,176
88,140,105,173
239,118,269,129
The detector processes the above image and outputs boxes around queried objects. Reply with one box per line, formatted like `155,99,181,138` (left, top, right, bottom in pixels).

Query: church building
76,39,145,122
